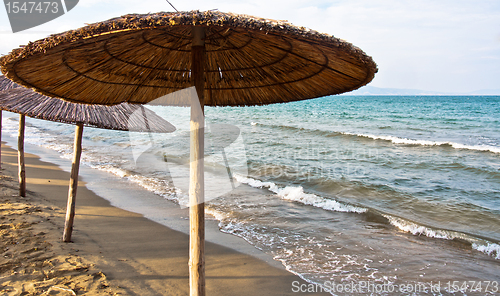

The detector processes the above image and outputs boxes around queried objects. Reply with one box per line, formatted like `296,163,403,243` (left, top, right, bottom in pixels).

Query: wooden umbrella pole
189,25,206,296
18,114,26,197
0,110,2,169
63,123,84,242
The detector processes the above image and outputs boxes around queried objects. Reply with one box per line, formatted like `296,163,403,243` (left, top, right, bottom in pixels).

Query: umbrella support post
18,114,26,197
189,25,206,296
63,123,84,243
0,110,2,169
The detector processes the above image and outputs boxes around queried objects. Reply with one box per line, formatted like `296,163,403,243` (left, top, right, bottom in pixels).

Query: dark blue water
207,95,500,238
2,95,499,294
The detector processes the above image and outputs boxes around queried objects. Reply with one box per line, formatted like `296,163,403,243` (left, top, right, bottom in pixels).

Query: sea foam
234,174,366,213
352,133,500,154
384,215,500,260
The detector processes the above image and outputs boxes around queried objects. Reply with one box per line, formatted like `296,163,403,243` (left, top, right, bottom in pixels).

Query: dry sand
0,143,328,295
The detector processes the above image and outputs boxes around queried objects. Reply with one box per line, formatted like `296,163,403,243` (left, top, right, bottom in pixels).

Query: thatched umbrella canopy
0,86,176,132
0,10,377,296
0,11,376,106
0,81,175,242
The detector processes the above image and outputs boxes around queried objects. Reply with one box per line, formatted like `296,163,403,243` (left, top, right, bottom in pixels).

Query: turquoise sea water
2,95,499,294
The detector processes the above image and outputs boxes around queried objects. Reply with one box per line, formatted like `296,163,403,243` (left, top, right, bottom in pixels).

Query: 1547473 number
446,281,499,294
5,1,59,14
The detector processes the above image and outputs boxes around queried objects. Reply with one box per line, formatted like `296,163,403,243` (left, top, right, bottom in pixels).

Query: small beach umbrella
0,75,20,168
0,10,377,295
0,83,175,242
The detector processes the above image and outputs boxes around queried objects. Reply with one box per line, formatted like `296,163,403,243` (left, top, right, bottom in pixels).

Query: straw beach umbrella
0,10,377,295
0,84,175,242
0,76,24,197
0,75,20,169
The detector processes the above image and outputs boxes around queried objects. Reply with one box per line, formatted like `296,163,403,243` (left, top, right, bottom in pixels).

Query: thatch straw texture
0,87,175,133
0,10,377,106
0,75,20,91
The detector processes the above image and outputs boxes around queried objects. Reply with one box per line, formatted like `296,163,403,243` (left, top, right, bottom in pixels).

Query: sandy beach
0,142,327,295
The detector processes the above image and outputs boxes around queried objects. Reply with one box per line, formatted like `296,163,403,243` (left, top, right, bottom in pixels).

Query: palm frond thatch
0,87,175,133
0,10,377,106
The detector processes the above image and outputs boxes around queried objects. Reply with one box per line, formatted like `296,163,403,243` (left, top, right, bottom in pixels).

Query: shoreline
0,142,328,295
2,128,285,269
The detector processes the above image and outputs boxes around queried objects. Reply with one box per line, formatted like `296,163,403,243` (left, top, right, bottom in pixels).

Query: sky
1,0,499,94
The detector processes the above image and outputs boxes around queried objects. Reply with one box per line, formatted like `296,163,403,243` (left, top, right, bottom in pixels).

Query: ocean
2,95,499,295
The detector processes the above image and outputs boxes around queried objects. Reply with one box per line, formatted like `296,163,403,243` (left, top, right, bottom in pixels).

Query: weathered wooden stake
18,114,26,197
189,25,206,296
0,110,3,169
63,123,84,242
